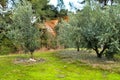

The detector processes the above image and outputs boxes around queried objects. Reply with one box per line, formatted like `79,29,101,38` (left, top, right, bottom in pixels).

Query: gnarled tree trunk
93,44,107,58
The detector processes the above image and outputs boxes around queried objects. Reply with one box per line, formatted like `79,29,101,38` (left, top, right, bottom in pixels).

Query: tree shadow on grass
56,50,120,73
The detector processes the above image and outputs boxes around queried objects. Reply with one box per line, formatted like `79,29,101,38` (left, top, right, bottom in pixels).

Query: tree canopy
7,0,40,58
58,3,120,58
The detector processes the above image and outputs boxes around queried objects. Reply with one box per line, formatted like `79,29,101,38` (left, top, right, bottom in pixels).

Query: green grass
0,51,120,80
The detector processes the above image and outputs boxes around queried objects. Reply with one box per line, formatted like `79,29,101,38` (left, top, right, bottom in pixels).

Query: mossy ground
0,50,120,80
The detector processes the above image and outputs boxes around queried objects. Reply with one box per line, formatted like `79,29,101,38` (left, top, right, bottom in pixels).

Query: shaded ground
57,50,120,73
0,51,120,80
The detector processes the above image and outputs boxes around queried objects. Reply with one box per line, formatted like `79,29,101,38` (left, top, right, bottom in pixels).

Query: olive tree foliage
57,20,74,48
0,11,17,55
7,0,40,58
78,4,120,58
58,3,120,58
106,5,120,58
67,13,82,51
82,5,120,58
56,14,81,50
78,5,114,58
84,0,120,6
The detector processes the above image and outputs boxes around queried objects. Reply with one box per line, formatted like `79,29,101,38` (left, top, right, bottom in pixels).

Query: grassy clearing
0,50,120,80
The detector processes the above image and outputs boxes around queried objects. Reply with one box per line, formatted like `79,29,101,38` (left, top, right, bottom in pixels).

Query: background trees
29,0,67,22
1,0,120,59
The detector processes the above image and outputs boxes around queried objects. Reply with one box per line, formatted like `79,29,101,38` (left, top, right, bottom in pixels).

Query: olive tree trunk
93,45,107,58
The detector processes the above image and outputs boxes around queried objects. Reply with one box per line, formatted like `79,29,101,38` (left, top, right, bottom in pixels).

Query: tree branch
100,44,107,55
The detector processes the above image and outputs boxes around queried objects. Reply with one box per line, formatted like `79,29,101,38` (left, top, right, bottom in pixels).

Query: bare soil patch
13,58,46,64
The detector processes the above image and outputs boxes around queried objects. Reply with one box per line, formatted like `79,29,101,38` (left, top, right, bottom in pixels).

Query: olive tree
57,14,81,51
77,5,120,58
7,0,40,58
58,4,120,58
57,20,74,48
